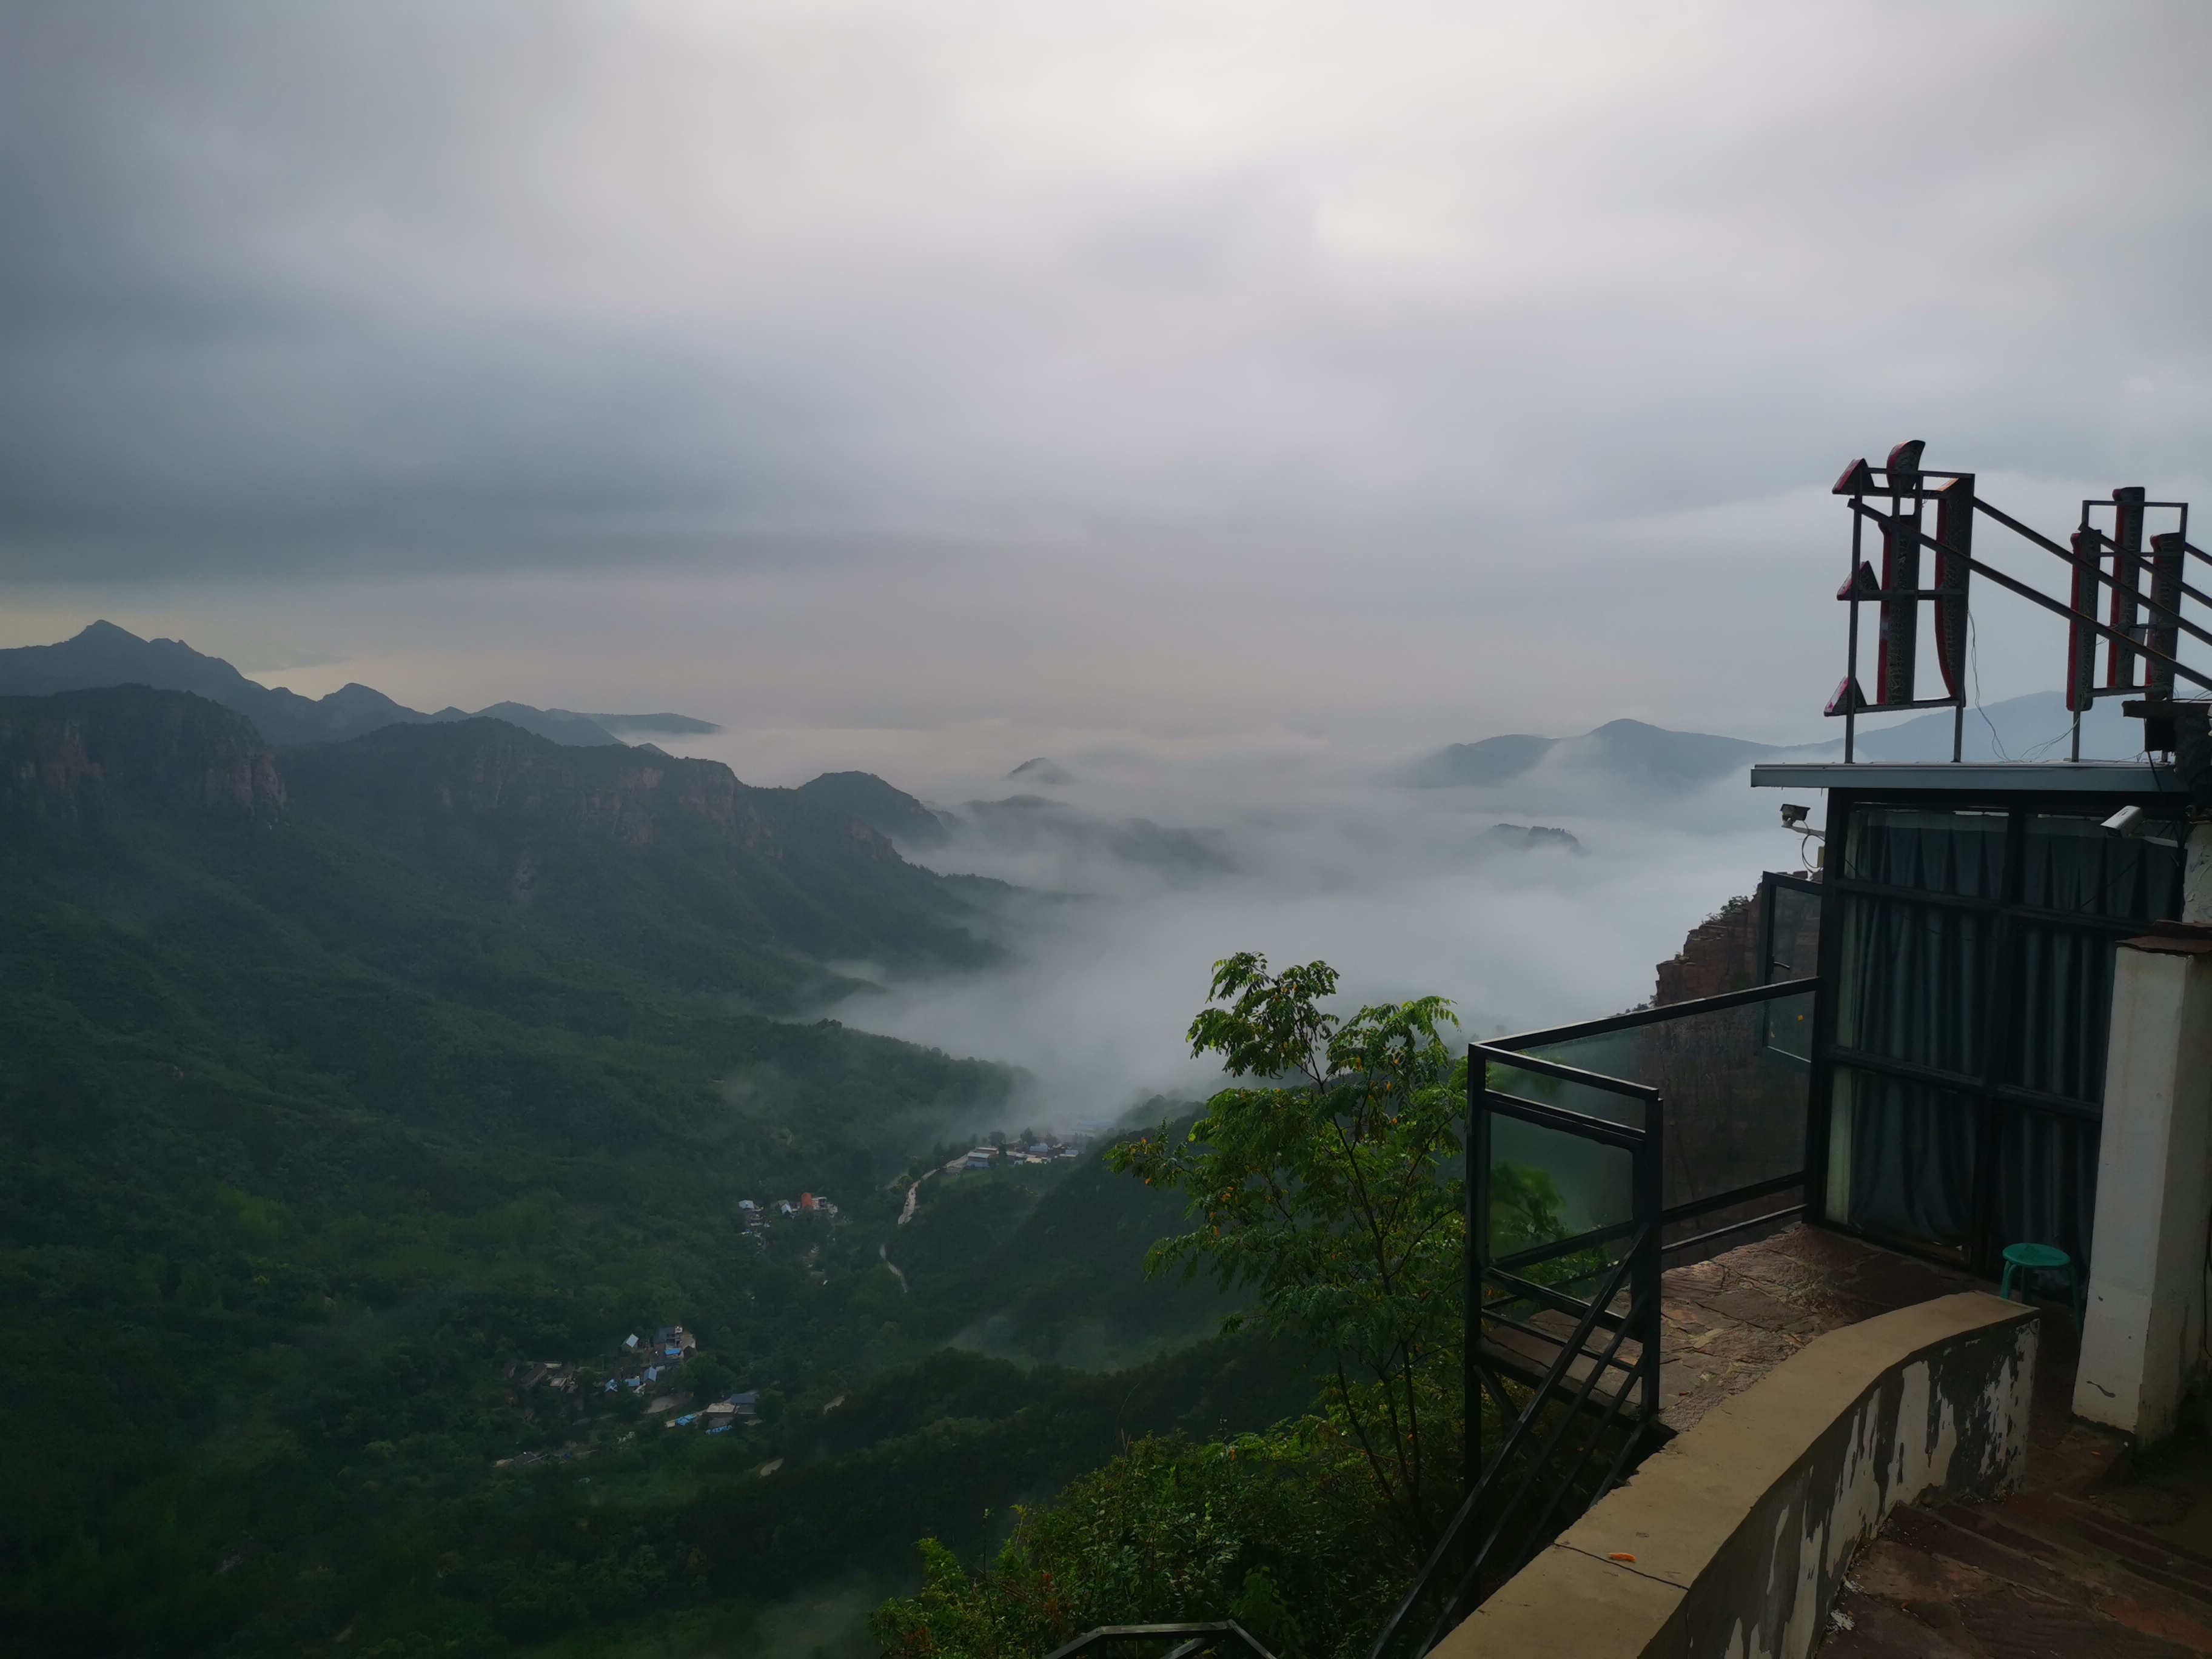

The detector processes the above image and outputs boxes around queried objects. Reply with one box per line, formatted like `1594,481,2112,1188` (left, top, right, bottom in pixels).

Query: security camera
1780,803,1823,840
2100,805,2182,846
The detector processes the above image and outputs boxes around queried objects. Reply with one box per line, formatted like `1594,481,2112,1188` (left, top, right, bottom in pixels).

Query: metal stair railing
1362,1046,1663,1659
1364,973,1820,1659
1041,1621,1276,1659
1054,971,1818,1659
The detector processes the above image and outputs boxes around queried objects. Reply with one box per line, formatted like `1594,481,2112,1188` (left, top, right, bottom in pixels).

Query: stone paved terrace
1649,1224,2212,1657
1656,1223,1976,1434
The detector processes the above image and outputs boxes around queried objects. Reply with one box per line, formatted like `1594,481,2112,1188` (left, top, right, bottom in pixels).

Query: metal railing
1362,974,1818,1659
1048,967,1819,1659
1042,1623,1276,1659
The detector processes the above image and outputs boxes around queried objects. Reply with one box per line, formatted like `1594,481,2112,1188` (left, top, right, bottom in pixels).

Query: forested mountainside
0,688,1287,1657
7,686,996,1011
277,714,1000,1007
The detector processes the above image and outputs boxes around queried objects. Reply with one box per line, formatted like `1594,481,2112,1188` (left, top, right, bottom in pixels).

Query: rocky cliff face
1653,877,1821,1005
0,686,286,825
280,717,906,863
1655,894,1760,1004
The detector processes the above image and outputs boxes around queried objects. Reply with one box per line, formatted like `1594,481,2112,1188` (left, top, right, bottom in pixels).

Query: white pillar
2187,820,2212,925
2073,928,2212,1441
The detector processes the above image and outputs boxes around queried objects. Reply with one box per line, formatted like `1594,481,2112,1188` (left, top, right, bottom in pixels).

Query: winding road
897,1171,930,1225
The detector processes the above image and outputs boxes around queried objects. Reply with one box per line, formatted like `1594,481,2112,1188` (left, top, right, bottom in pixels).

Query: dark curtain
1989,818,2179,1269
1843,809,2006,897
2011,923,2110,1105
1837,895,1986,1076
1842,1068,1977,1258
2019,815,2185,922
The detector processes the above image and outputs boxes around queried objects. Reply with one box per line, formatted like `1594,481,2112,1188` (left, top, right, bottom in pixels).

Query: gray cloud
3,1,2208,587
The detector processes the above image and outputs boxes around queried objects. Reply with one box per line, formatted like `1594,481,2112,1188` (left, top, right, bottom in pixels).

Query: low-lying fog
683,723,1814,1127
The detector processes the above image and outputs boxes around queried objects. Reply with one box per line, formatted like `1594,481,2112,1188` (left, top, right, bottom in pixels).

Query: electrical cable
1968,612,2008,762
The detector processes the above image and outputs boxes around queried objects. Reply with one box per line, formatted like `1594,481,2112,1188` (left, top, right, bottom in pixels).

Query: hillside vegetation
0,689,1298,1657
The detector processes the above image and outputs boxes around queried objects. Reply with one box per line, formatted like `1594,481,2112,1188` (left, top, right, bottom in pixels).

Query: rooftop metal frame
1750,759,2185,794
1829,440,2208,764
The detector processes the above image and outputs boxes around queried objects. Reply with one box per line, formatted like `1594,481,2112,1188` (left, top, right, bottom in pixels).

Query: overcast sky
4,1,2208,765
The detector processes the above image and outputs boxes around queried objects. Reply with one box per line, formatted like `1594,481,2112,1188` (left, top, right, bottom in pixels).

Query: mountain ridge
1411,693,2145,789
1409,717,1781,790
3,686,994,1004
0,621,718,750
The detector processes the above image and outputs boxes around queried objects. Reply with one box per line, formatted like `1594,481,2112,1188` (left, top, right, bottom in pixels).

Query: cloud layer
7,4,2209,561
799,736,1802,1122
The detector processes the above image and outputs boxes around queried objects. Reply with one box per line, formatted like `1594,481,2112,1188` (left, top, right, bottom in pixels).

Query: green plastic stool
1999,1242,2082,1335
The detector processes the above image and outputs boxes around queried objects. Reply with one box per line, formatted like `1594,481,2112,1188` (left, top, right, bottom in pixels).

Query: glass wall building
1754,762,2190,1278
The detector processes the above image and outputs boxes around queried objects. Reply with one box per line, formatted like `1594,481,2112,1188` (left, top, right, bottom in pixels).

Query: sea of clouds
679,724,1811,1130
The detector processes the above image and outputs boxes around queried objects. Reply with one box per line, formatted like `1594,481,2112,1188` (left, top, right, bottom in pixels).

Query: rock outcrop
1654,878,1821,1005
0,686,285,825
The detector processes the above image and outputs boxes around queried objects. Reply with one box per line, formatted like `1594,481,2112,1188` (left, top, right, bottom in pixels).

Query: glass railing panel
1486,1114,1634,1262
1483,1030,1645,1130
1761,988,1815,1065
1507,996,1810,1220
1764,877,1823,984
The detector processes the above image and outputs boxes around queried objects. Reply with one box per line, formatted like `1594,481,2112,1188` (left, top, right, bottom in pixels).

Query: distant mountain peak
1410,720,1781,790
441,702,620,746
797,770,950,848
0,622,713,754
1477,822,1584,855
1007,757,1074,785
1406,732,1553,788
588,711,725,737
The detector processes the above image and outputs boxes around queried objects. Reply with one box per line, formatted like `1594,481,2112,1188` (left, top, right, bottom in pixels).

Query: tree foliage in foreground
1110,953,1469,1550
871,1435,1406,1659
876,954,1486,1659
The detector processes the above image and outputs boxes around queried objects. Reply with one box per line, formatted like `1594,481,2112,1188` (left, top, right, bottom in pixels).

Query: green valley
0,689,1305,1657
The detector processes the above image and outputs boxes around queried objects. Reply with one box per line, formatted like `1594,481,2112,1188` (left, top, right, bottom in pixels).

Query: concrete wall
1430,1293,2037,1659
2075,930,2212,1443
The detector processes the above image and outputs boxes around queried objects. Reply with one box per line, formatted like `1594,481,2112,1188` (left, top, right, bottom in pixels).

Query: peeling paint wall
1693,1318,2036,1659
1433,1293,2039,1659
